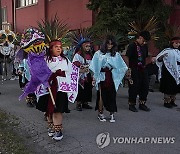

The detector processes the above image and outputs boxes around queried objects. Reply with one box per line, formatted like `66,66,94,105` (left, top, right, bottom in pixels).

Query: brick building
1,0,93,32
1,0,180,55
1,0,180,32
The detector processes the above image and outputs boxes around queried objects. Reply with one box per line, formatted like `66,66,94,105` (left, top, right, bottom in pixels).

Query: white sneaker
52,131,63,141
10,77,15,81
98,114,106,122
15,76,19,80
110,114,115,123
48,128,55,137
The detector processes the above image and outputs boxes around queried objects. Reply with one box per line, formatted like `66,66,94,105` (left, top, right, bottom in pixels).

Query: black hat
139,31,151,41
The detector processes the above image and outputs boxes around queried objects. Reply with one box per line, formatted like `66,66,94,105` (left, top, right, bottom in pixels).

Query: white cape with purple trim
35,56,79,103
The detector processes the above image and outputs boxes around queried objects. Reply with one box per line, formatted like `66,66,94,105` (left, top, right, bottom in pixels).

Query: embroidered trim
53,124,63,132
139,100,146,105
48,122,54,129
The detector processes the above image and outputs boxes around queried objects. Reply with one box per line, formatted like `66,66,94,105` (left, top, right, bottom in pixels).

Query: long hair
73,41,93,64
46,40,68,63
101,35,117,56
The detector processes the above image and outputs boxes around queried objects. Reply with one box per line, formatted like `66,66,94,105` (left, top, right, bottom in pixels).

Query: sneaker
32,100,37,106
48,128,55,137
170,101,178,107
44,114,47,121
164,103,173,108
15,76,19,80
98,114,106,122
139,104,151,111
110,114,115,123
10,77,15,81
76,104,82,111
149,89,154,92
52,131,63,141
65,109,71,113
26,102,34,107
82,103,93,109
129,105,138,112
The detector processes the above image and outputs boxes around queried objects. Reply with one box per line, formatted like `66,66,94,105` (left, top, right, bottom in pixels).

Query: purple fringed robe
19,51,52,100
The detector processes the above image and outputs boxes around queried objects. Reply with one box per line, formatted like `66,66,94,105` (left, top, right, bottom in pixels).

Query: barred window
16,0,38,8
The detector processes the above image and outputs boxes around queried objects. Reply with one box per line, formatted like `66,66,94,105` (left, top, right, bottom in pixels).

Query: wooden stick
48,87,56,108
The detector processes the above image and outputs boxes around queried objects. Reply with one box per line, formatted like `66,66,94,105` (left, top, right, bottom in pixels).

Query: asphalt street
0,80,179,154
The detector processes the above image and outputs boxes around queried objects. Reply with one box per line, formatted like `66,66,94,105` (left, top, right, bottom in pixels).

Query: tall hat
37,15,69,46
20,28,45,53
128,16,159,41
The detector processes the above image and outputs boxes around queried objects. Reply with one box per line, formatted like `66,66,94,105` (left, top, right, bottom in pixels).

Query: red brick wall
1,0,92,32
15,0,47,32
46,0,92,30
165,0,180,26
15,4,39,32
170,6,180,25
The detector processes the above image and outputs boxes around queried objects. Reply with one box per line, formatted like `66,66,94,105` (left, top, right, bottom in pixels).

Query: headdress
20,28,45,53
37,15,69,46
92,29,129,49
128,16,159,41
0,29,16,56
0,29,16,44
164,24,180,43
68,27,92,50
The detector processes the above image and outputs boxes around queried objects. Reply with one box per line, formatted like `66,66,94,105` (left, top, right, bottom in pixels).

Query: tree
87,0,133,39
87,0,172,49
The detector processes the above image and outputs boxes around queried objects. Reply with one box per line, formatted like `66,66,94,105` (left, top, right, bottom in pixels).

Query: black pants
128,68,149,105
76,82,92,103
19,75,28,88
160,64,179,95
95,84,117,112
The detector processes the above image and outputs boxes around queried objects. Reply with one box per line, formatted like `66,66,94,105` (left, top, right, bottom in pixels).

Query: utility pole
0,0,2,30
12,0,16,32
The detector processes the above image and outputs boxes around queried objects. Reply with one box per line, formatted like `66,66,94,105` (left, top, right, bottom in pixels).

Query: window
1,7,7,23
16,0,38,8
